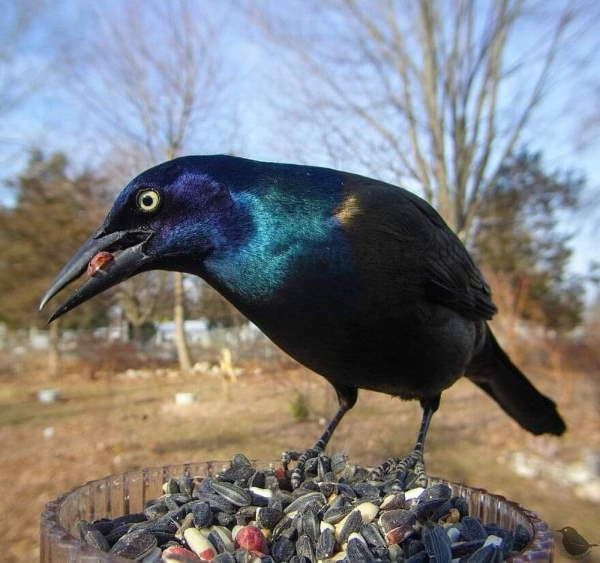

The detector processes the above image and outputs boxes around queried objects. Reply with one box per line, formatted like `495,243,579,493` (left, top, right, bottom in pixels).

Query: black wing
343,174,497,321
399,189,497,320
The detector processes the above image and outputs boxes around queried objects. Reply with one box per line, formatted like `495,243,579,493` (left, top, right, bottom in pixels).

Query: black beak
39,229,154,322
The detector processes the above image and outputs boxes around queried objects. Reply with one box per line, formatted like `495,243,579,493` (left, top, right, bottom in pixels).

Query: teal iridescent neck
202,167,349,305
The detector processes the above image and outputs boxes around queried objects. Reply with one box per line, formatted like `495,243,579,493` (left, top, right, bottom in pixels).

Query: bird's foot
370,449,428,488
281,446,323,489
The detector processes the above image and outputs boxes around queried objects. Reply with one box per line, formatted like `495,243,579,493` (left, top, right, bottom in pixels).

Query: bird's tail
467,326,566,436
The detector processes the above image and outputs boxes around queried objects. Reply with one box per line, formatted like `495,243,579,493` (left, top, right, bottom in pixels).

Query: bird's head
40,156,245,321
556,527,576,536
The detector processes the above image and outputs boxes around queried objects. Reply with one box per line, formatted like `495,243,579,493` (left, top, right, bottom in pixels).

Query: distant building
154,319,209,344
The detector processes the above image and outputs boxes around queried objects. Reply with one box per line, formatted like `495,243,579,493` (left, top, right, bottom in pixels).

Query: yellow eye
137,189,160,212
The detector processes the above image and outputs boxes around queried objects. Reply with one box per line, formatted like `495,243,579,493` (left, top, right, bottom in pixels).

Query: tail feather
468,327,566,436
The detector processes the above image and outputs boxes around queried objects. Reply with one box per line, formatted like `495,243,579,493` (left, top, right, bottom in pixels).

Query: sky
1,0,599,284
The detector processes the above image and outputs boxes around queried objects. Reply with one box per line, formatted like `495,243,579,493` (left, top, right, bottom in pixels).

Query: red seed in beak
87,251,114,277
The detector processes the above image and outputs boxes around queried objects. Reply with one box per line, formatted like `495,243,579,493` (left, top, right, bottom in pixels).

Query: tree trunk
132,322,143,346
174,271,192,372
48,319,61,379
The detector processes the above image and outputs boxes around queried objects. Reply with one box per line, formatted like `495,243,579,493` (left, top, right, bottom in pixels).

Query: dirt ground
1,359,599,563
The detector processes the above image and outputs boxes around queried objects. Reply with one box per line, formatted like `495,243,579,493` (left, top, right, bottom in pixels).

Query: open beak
39,229,154,322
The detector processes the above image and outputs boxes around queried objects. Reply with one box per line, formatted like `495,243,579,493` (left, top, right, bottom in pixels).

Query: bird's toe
285,446,323,489
370,449,428,488
281,450,301,470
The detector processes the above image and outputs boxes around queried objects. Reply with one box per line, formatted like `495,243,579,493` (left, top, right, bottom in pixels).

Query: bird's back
332,171,496,321
198,155,495,320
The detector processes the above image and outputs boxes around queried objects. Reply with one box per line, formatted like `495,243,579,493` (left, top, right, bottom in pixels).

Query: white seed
354,501,379,524
183,528,216,561
404,487,426,501
484,534,503,547
249,486,273,499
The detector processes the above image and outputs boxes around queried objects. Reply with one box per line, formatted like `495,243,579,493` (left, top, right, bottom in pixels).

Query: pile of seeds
76,453,531,562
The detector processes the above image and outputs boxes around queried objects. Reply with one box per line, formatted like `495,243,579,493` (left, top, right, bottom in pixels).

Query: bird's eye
137,189,161,212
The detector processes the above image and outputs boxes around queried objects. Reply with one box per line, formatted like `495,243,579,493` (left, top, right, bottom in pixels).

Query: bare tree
64,0,235,371
0,151,110,377
117,272,169,343
0,0,44,116
255,0,588,239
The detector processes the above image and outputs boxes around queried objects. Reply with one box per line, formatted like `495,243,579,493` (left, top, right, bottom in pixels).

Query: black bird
40,155,566,486
556,527,598,559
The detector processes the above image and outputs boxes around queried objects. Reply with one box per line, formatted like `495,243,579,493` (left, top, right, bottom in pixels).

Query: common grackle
40,156,566,487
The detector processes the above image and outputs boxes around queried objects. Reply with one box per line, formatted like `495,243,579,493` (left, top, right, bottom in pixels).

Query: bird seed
76,452,531,562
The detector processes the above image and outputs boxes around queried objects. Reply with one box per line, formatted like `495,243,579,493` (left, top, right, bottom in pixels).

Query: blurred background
1,1,599,561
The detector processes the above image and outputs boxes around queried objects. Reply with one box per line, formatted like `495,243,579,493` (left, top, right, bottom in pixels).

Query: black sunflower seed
211,481,252,507
110,530,157,559
271,535,296,561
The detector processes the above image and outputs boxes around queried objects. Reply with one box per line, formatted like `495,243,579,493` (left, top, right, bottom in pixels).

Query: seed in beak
87,251,114,277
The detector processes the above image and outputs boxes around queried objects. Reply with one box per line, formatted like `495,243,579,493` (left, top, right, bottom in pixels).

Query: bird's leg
282,386,357,489
370,395,440,487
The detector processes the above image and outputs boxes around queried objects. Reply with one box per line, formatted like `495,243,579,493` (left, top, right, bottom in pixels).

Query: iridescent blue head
40,154,351,321
39,155,255,321
103,157,251,268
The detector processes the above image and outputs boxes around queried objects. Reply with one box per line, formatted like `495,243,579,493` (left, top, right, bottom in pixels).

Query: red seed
199,548,215,561
236,525,267,554
87,251,114,277
162,545,202,562
183,528,216,561
386,525,414,544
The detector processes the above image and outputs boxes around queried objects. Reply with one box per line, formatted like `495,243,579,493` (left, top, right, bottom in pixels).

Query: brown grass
1,360,599,562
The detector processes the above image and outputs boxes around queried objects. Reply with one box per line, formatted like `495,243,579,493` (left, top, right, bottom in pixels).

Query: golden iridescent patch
334,193,361,225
